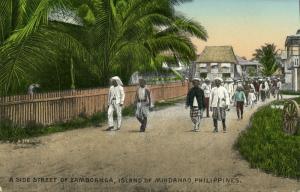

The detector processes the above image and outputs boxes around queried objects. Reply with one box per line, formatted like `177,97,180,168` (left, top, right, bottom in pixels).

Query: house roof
196,46,238,64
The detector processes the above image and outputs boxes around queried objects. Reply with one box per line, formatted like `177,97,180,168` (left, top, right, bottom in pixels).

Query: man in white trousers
106,76,125,131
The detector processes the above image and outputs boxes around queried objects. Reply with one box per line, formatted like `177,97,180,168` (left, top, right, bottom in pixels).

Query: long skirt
212,107,226,121
135,102,149,120
190,106,202,125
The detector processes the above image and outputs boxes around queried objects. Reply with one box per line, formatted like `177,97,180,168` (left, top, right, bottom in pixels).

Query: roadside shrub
236,105,300,179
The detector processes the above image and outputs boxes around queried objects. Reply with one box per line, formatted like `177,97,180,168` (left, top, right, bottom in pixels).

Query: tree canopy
0,0,208,95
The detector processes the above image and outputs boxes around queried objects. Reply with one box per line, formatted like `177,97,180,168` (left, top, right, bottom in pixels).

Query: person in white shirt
210,77,230,133
135,79,152,132
28,84,40,95
224,78,234,103
201,78,211,118
106,76,125,131
248,88,256,108
276,79,283,100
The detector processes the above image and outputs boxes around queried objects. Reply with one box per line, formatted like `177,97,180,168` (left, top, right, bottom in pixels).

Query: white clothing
248,92,256,107
201,83,211,98
264,82,269,90
108,85,125,105
108,100,122,128
193,97,198,107
210,86,230,108
277,81,282,90
138,87,146,100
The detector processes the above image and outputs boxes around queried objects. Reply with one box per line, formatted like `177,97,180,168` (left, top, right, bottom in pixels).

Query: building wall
195,63,235,80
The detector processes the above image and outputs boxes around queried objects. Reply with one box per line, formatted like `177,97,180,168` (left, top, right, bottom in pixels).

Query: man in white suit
106,76,125,131
210,77,230,133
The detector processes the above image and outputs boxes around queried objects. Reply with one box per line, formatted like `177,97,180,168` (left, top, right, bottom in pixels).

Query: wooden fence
0,83,188,126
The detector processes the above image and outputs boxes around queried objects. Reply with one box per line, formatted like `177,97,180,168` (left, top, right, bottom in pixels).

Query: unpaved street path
0,98,299,192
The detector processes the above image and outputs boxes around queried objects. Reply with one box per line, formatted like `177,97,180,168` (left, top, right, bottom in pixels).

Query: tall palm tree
253,43,279,76
77,0,208,84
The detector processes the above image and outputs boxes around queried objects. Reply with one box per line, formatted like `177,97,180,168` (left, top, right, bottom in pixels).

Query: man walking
201,78,211,118
186,78,205,132
106,76,125,131
210,77,230,133
135,79,151,132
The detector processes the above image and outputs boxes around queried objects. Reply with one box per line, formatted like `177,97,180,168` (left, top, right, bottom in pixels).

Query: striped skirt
190,106,203,125
212,107,226,121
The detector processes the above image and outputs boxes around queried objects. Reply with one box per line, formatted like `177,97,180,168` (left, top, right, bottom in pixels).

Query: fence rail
0,83,188,126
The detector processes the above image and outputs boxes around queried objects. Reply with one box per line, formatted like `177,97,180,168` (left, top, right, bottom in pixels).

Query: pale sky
176,0,300,59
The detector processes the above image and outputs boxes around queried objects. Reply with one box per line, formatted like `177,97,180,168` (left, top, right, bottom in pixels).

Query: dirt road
0,98,299,192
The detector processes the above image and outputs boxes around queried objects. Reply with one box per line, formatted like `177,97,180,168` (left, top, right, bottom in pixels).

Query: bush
236,105,300,179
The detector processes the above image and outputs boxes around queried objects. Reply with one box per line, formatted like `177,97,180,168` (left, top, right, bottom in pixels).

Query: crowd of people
185,77,284,133
104,75,284,133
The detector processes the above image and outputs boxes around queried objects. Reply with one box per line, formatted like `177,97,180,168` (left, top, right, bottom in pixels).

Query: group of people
185,77,284,133
104,75,283,133
105,76,152,132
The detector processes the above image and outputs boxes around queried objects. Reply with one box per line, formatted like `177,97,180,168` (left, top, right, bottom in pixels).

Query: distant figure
210,77,230,133
248,89,256,108
135,79,152,132
201,78,211,118
106,76,125,131
186,78,205,132
233,86,246,120
28,84,40,95
276,79,283,100
260,82,267,102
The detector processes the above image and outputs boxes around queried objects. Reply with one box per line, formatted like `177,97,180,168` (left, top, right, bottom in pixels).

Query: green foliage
0,0,207,95
236,105,300,179
247,67,256,77
253,43,279,76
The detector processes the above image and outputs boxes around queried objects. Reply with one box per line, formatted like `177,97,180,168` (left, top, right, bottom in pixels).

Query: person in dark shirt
186,78,206,132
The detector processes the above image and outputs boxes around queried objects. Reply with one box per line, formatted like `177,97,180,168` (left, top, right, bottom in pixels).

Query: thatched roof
197,46,238,64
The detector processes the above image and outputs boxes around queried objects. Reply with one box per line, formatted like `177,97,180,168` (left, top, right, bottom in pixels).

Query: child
248,89,256,108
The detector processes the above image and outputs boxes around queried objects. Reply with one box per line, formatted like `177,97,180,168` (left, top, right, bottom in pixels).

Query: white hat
192,77,201,82
111,76,123,86
214,77,223,82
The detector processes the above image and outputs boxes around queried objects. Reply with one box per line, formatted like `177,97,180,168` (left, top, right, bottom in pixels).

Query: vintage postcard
0,0,299,191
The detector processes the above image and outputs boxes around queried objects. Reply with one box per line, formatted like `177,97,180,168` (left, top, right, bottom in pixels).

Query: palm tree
0,0,208,95
76,0,208,84
0,0,89,95
253,43,279,76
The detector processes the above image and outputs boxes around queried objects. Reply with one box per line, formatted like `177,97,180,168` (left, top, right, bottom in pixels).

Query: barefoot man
210,77,230,133
106,76,125,131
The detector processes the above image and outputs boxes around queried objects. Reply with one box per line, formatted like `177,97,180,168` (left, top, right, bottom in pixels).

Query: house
284,30,300,91
236,56,262,78
194,46,242,80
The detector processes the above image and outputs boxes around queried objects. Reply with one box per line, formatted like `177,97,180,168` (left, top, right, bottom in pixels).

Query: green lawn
236,100,300,179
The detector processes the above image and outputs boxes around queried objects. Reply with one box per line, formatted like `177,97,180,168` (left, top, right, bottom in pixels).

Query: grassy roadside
235,99,300,179
0,97,185,142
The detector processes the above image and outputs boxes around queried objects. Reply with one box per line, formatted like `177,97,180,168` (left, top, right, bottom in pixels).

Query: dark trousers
236,101,244,119
137,117,147,132
204,97,210,117
213,119,226,131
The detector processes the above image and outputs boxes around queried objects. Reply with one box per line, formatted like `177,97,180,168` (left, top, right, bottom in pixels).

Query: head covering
111,76,123,86
192,77,201,82
214,77,223,82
